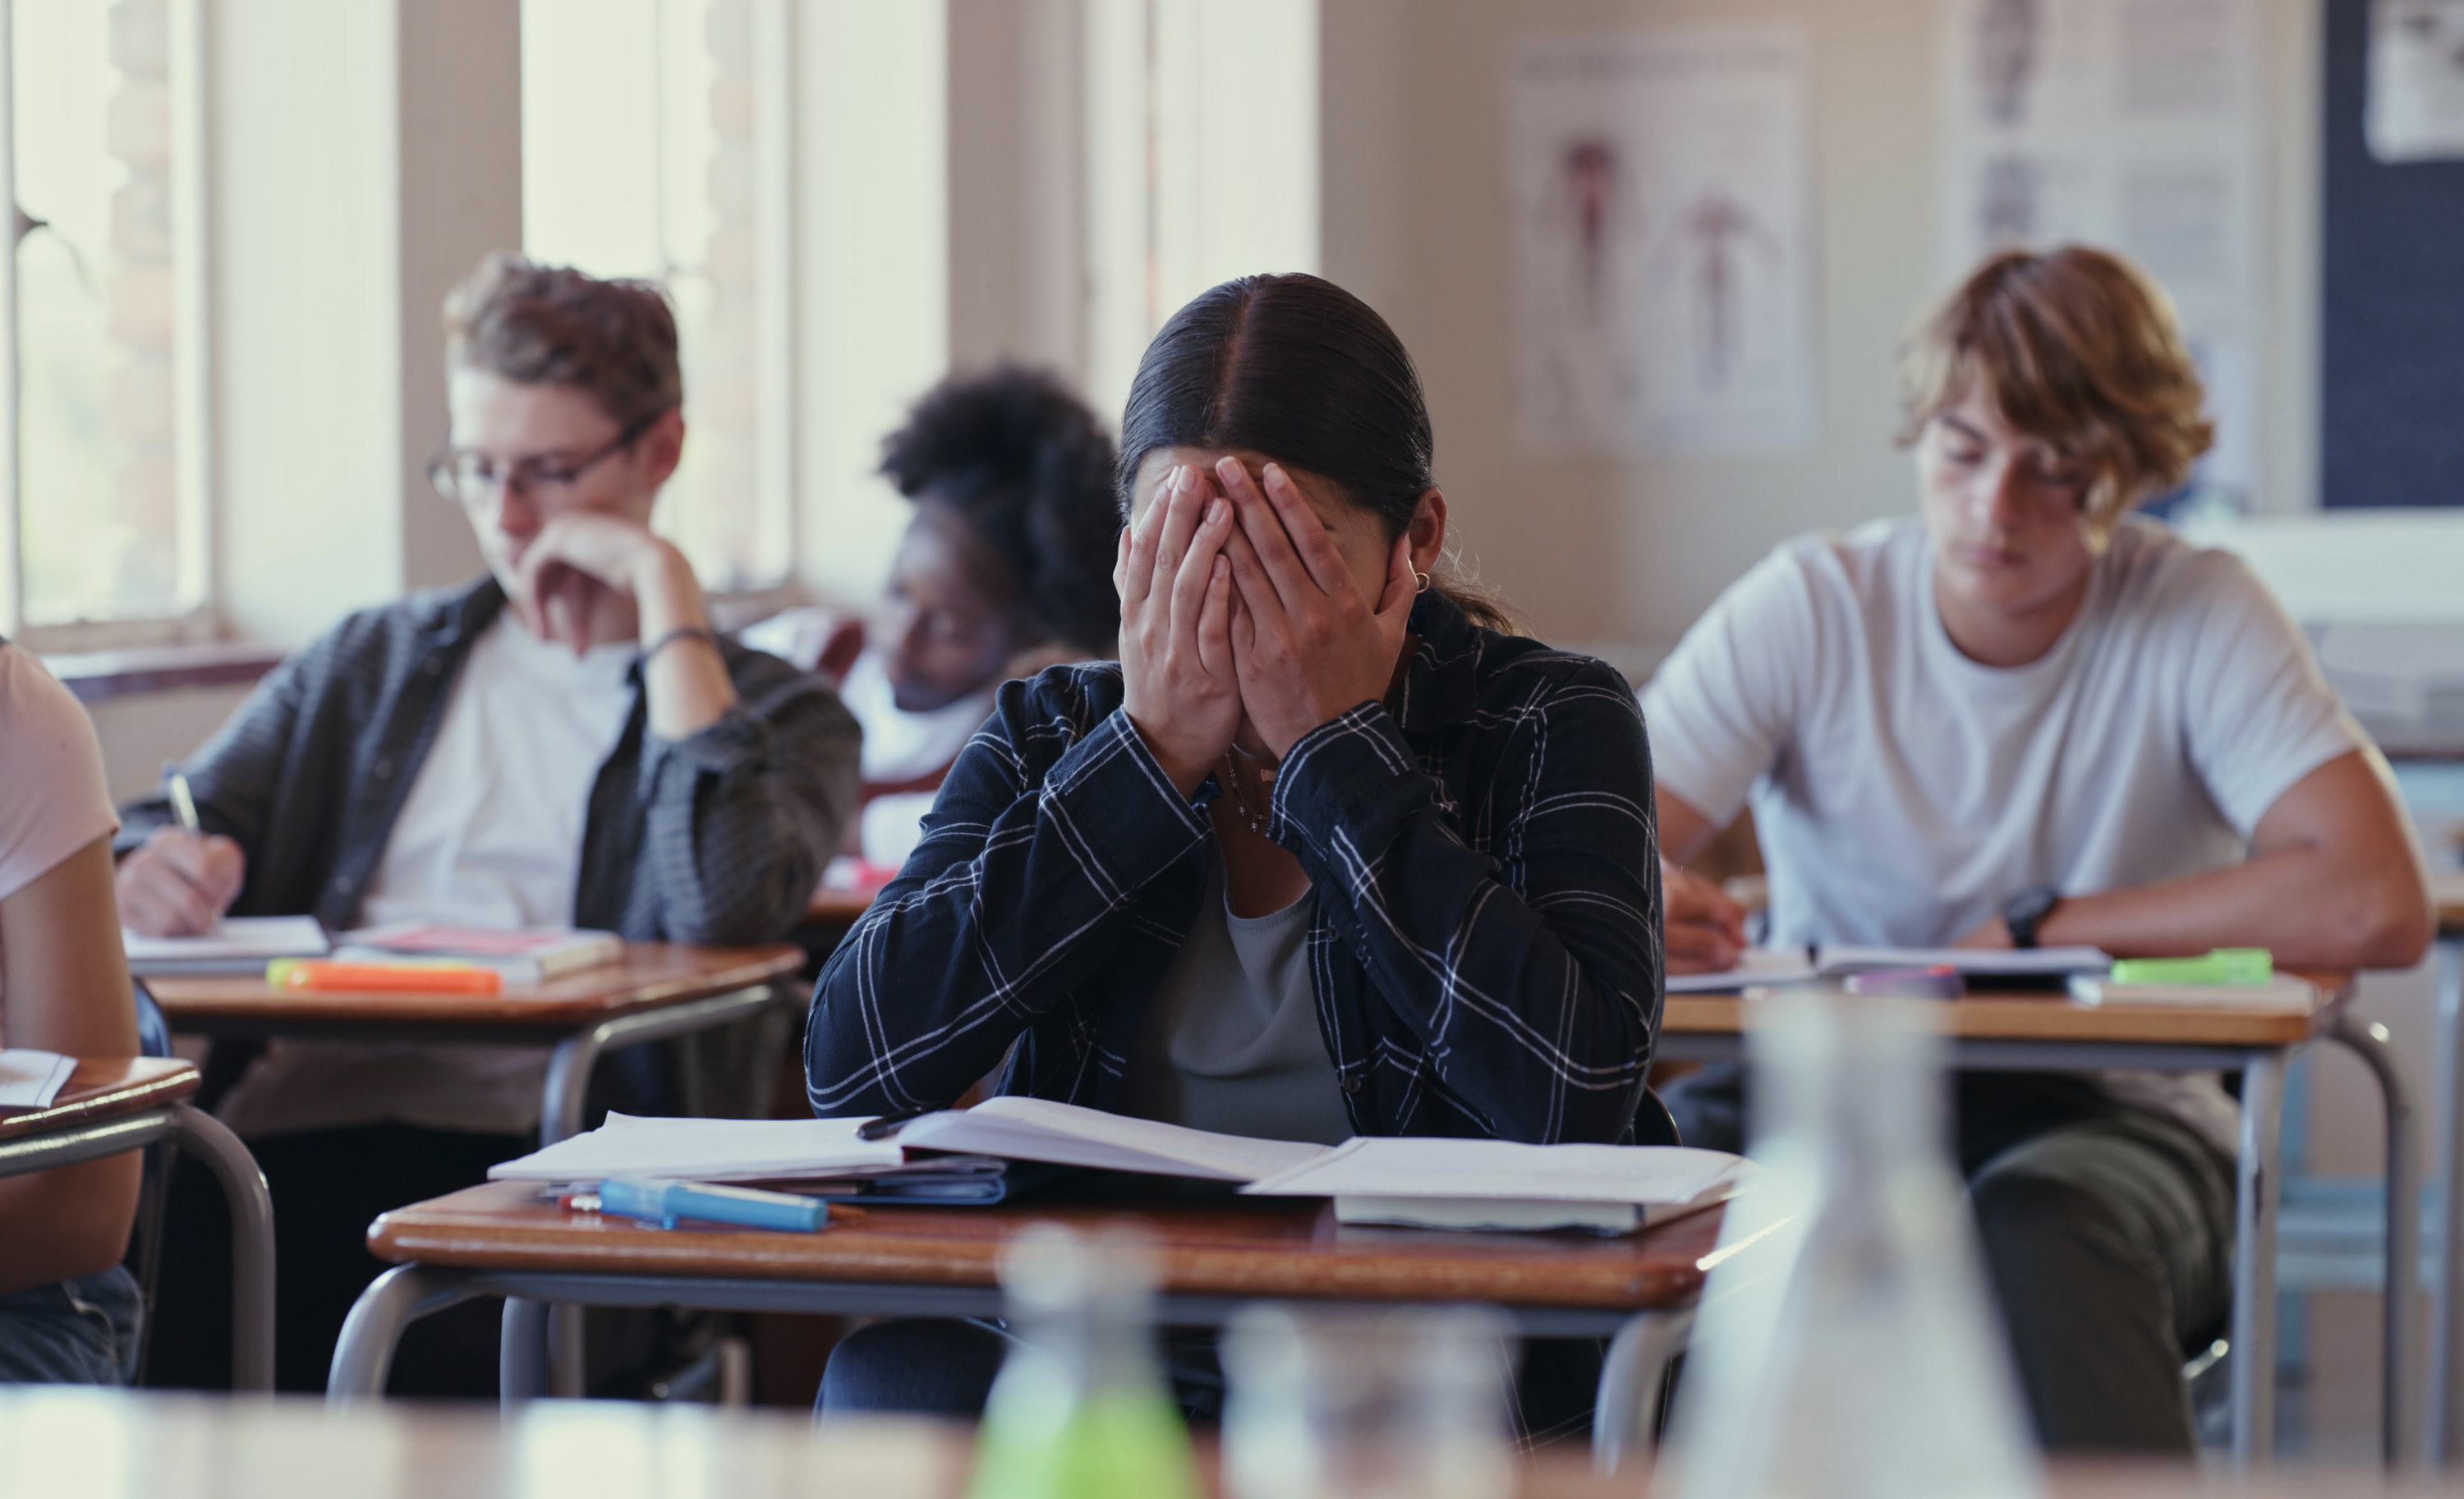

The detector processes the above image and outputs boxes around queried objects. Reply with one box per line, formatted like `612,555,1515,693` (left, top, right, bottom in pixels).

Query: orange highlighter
266,959,502,995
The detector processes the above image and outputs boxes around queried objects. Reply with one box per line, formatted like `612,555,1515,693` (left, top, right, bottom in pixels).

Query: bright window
1084,0,1319,423
5,0,208,638
521,0,793,595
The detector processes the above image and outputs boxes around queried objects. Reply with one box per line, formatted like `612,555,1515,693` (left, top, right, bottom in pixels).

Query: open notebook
489,1098,1753,1231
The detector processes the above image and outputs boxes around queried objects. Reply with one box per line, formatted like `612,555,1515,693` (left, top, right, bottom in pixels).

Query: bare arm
0,835,143,1294
1997,749,2434,968
1657,787,1749,973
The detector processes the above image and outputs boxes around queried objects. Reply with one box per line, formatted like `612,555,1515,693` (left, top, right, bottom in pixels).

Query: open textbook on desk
485,1096,1750,1230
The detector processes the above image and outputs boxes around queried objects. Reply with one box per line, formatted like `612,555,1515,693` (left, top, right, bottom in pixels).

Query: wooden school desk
0,1057,274,1389
329,1184,1767,1467
1658,972,2416,1472
145,943,804,1147
0,1386,2425,1499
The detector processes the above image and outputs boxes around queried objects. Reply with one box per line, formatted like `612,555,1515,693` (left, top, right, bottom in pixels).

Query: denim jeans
0,1266,143,1385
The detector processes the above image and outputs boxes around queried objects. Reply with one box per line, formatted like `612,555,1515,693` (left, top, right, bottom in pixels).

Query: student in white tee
1645,247,2431,1452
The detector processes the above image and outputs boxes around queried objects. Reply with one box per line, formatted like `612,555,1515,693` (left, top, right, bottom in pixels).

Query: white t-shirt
838,648,998,870
1641,516,2366,1152
0,645,119,1018
216,617,637,1138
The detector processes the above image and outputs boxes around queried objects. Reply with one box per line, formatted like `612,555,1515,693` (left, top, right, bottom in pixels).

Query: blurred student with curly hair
751,367,1122,870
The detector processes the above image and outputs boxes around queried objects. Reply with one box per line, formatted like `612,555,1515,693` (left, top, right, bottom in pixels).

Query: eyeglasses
426,409,667,508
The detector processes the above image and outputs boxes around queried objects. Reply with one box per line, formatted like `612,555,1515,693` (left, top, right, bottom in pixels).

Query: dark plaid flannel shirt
806,593,1663,1144
117,575,860,943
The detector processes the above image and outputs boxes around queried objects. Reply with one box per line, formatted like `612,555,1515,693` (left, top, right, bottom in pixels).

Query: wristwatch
2004,887,2062,950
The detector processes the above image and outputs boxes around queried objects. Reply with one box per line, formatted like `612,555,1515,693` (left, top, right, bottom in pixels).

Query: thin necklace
1220,747,1272,837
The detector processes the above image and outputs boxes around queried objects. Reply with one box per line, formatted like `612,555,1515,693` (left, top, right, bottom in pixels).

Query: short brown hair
442,252,682,430
1898,246,2213,536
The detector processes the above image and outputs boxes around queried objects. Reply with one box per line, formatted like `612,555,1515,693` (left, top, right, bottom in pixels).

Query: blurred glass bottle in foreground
1222,1303,1516,1499
1656,987,2044,1499
966,1224,1199,1499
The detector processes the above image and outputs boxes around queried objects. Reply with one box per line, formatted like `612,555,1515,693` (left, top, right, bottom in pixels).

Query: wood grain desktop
145,943,803,1028
370,1180,1733,1313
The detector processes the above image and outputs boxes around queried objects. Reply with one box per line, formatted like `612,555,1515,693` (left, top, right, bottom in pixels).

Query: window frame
2,0,218,651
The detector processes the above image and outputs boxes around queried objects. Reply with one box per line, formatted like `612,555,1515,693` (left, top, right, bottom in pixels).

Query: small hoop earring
1414,570,1432,595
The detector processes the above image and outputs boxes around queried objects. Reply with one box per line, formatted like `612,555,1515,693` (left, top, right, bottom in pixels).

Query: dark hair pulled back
1115,273,1509,631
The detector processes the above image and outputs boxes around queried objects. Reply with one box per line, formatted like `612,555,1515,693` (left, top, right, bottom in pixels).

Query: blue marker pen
597,1177,829,1233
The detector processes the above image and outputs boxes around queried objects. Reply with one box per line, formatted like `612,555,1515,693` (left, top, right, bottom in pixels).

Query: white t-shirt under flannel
1640,516,2367,1152
215,616,636,1138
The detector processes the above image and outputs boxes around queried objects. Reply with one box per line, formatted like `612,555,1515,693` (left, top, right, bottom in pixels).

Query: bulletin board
2321,0,2464,508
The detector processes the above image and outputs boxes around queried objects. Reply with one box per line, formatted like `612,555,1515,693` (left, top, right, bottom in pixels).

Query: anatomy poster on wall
1934,0,2266,509
1506,26,1816,458
2367,0,2464,162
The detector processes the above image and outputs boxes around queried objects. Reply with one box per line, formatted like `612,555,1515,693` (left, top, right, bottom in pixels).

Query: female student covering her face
746,368,1121,871
806,274,1664,1420
0,642,145,1382
1648,247,2433,1452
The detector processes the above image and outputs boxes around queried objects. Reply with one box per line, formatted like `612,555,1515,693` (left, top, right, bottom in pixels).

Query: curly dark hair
879,367,1121,657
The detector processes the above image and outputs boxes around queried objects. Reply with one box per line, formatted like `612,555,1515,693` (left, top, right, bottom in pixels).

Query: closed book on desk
1242,1138,1753,1235
334,922,622,986
2066,972,2318,1011
123,916,330,976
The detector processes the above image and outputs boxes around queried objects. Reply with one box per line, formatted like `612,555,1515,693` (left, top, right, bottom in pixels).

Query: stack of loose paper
1668,945,2112,993
1242,1138,1753,1234
0,1049,76,1112
122,916,329,977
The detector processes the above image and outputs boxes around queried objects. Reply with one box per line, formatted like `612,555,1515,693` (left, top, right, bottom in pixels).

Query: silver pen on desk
163,761,202,836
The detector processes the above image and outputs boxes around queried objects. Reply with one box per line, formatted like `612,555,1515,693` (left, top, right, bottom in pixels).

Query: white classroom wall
1317,0,2342,647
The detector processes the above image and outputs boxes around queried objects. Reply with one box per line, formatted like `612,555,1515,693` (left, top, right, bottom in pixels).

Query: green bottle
967,1225,1200,1499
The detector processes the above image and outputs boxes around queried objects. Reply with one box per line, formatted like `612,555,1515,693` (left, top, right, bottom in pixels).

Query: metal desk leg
2328,1015,2421,1471
2232,1051,2286,1471
501,1297,551,1407
327,1264,484,1400
166,1104,275,1393
1593,1308,1694,1474
549,1304,586,1398
537,984,782,1146
2434,936,2464,1465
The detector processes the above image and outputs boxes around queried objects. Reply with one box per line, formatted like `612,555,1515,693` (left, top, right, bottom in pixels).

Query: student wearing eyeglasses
116,253,859,1393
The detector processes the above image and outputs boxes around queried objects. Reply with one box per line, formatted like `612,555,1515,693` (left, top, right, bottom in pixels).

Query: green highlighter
2107,949,2273,986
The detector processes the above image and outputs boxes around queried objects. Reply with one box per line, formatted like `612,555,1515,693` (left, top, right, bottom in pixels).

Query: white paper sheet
1243,1137,1751,1207
487,1112,908,1183
0,1050,76,1111
898,1097,1330,1184
1665,947,1820,993
1507,25,1817,457
122,916,329,975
